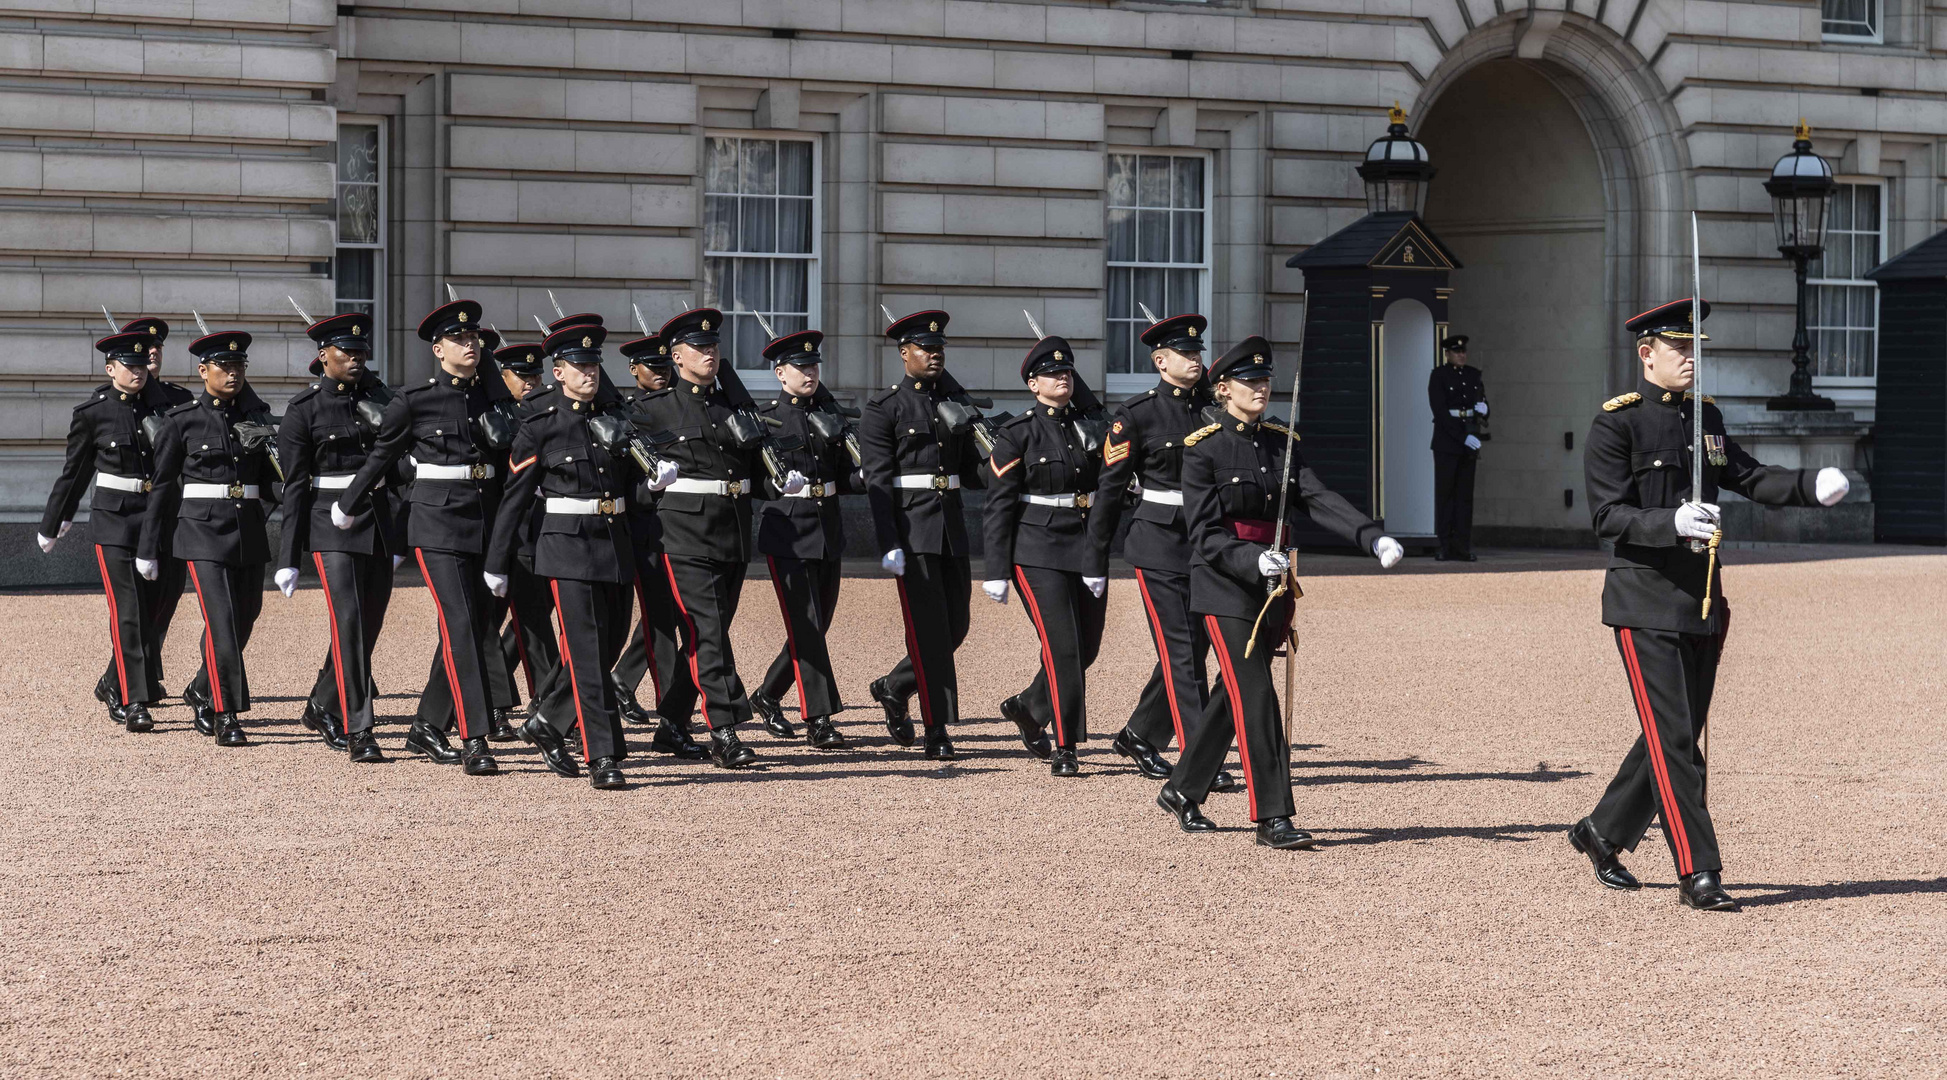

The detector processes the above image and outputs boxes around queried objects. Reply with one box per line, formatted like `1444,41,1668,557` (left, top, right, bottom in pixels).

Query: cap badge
351,324,361,336
803,341,814,352
1187,326,1198,337
228,340,239,351
582,335,593,348
457,311,468,323
147,325,158,334
1052,350,1063,362
928,321,939,332
658,345,668,355
1254,354,1264,363
700,319,711,331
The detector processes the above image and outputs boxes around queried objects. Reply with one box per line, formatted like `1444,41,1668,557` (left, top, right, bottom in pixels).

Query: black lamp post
1764,121,1838,411
1358,104,1435,215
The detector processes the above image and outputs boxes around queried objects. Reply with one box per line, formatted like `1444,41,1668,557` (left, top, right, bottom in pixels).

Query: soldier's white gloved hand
35,533,56,553
134,558,158,581
1083,575,1107,598
1816,467,1850,507
483,571,508,598
392,554,404,570
881,548,906,576
1474,401,1489,416
1128,477,1143,496
57,520,71,539
982,579,1010,604
330,501,354,530
1675,501,1721,541
274,567,298,598
780,470,807,496
648,459,679,491
1257,549,1291,578
1464,435,1482,451
1373,536,1404,569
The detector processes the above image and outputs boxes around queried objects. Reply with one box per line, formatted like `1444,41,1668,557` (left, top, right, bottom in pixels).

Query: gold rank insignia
1103,438,1129,465
1603,392,1641,411
582,336,593,348
1111,419,1124,433
991,456,1021,477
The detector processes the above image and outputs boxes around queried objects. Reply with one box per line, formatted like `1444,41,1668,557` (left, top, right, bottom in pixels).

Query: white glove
392,554,404,570
1373,536,1404,569
1463,435,1482,451
57,520,70,539
274,567,298,598
1675,501,1721,541
1128,477,1143,496
1815,467,1850,507
982,579,1010,604
1257,549,1290,578
648,458,679,491
35,533,55,553
483,571,508,598
134,558,158,581
330,501,354,530
1083,575,1107,598
881,548,906,576
1473,401,1489,416
780,470,807,496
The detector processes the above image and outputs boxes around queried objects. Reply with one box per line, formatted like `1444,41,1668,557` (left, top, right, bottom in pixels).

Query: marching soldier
138,329,281,748
38,329,176,731
632,307,808,769
491,341,562,712
1569,299,1850,911
748,329,861,752
1157,337,1403,849
858,310,989,756
983,336,1108,775
333,298,514,775
273,314,397,763
1429,334,1487,562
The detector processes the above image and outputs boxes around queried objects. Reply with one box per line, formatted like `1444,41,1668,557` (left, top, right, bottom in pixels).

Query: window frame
1809,176,1884,390
334,116,386,378
700,131,823,396
1820,0,1883,43
1103,148,1215,396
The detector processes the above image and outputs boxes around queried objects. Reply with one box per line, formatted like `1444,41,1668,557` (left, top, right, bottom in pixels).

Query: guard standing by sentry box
1428,333,1489,561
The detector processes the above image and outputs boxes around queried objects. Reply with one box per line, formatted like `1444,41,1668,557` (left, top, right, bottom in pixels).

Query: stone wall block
994,147,1101,190
890,44,993,89
451,73,565,119
449,178,520,222
942,96,1043,139
240,158,333,200
574,234,694,280
144,154,240,197
882,242,994,286
993,244,1098,288
882,142,995,186
993,49,1093,94
574,130,695,175
629,182,694,227
881,191,946,234
451,230,575,277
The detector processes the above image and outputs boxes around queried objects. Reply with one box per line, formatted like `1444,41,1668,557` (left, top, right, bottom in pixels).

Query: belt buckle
727,479,743,496
809,482,827,498
931,474,948,491
1074,493,1090,510
597,498,616,515
225,482,244,499
140,480,153,493
469,463,487,480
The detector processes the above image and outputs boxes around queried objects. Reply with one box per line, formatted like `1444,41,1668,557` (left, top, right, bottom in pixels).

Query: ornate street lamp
1763,120,1838,411
1358,104,1435,216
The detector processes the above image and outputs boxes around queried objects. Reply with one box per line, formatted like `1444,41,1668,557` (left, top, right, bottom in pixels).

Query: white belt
779,481,833,499
1021,493,1091,509
417,462,494,480
665,477,750,497
183,482,259,499
310,473,380,491
96,473,150,493
1449,409,1470,417
1140,488,1184,506
545,496,626,515
895,473,960,490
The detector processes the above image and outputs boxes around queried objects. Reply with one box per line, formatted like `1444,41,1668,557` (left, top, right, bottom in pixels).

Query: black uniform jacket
42,380,177,550
276,373,397,567
1183,414,1383,620
756,392,860,561
983,403,1107,580
339,372,503,556
858,374,987,558
487,396,633,584
1428,362,1486,454
631,377,765,563
616,386,665,557
1586,380,1818,635
140,391,277,566
1088,379,1211,571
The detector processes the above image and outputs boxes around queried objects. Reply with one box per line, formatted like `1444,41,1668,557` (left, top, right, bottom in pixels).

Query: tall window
1822,0,1880,40
1106,152,1211,392
335,121,384,370
1810,182,1881,381
702,135,819,372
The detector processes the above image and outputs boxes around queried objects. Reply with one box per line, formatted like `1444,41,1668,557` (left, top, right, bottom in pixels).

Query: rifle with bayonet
881,302,1010,458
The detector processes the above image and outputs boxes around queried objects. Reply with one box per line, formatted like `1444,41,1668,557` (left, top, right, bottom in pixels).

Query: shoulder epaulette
286,384,321,406
1261,417,1299,440
404,380,437,394
1183,422,1223,447
1002,411,1034,428
867,385,899,405
1602,393,1641,412
164,400,198,416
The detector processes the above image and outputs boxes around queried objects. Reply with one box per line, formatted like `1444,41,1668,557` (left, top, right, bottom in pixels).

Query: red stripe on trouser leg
1620,629,1693,877
1012,567,1064,744
633,570,663,701
96,545,129,706
661,557,714,730
187,561,225,714
1205,615,1259,821
893,574,935,728
1133,568,1185,748
314,552,351,727
550,579,591,758
415,548,470,739
766,557,809,715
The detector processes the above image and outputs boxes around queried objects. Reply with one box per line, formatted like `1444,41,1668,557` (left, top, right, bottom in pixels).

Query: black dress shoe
1433,550,1450,562
870,677,915,746
300,702,350,751
588,756,627,790
1210,770,1240,793
1112,728,1172,779
486,708,519,743
403,722,461,765
612,677,654,725
1050,747,1079,777
1157,783,1216,832
122,703,155,733
214,714,249,747
709,728,757,769
651,716,710,759
1462,552,1478,562
1678,871,1740,911
192,706,215,737
520,715,579,779
1001,695,1052,760
1568,817,1641,891
750,692,796,739
923,726,957,760
805,715,847,750
96,678,129,723
461,737,500,776
1255,817,1317,850
348,729,386,764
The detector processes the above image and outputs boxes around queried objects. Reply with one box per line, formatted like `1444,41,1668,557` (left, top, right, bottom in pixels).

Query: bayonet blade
532,314,550,335
880,303,896,328
633,303,651,337
445,283,459,303
287,295,313,324
101,305,120,332
1022,309,1045,339
546,289,566,320
1136,302,1161,327
191,309,210,337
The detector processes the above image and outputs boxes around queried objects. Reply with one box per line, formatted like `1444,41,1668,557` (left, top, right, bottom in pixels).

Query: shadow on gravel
1291,765,1590,787
1315,822,1572,847
1733,877,1947,908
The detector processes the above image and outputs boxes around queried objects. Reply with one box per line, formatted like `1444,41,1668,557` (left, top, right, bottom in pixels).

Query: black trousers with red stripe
663,554,752,731
183,560,265,717
1126,566,1209,751
1174,607,1295,823
1011,565,1106,748
411,548,495,741
759,555,844,719
93,543,175,706
882,553,971,729
614,550,697,722
542,577,631,762
1589,620,1728,877
305,550,393,734
498,562,558,704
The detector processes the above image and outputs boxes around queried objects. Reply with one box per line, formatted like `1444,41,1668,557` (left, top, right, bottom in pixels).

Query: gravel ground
2,547,1943,1078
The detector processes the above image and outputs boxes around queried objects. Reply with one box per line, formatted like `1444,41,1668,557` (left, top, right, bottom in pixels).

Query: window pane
1167,268,1199,313
1173,157,1203,210
703,256,732,309
731,313,768,370
772,312,808,336
1108,321,1132,374
778,196,812,254
1107,154,1134,209
740,195,776,254
1172,208,1203,264
779,141,812,197
1138,156,1169,208
1134,267,1165,319
774,258,808,315
338,181,379,245
741,138,777,196
705,137,738,195
737,257,774,312
1106,266,1131,319
1106,208,1136,262
704,194,738,253
1137,209,1168,263
339,125,378,185
334,250,374,302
